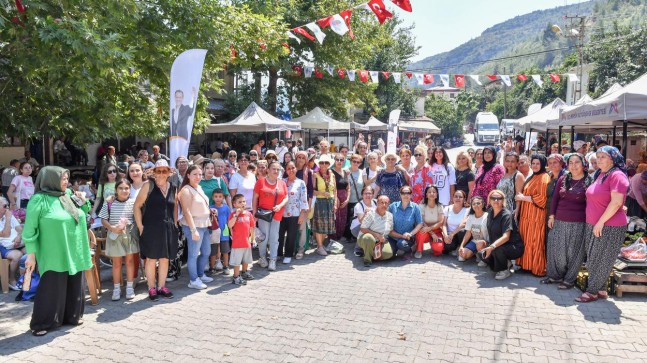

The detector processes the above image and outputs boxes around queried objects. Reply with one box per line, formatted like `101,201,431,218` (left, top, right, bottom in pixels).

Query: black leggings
484,242,525,272
278,216,299,258
30,271,84,332
443,230,466,253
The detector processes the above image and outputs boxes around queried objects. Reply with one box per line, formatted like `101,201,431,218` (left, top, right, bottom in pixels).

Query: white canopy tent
398,117,441,134
351,116,388,131
291,107,350,131
206,102,301,133
514,98,565,133
546,94,593,131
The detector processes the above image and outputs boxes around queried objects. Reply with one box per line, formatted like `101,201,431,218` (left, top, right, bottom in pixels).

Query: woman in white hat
375,152,408,203
312,154,337,256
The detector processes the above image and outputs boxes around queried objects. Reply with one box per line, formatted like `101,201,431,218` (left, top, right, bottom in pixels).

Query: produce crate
614,271,647,297
576,268,616,295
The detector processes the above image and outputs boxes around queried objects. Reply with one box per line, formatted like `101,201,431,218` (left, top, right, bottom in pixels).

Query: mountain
408,0,647,75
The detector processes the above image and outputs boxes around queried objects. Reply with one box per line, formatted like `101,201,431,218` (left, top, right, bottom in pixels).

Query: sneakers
258,257,269,268
395,250,405,257
450,250,458,257
414,251,422,259
111,289,121,301
478,261,487,267
363,260,372,267
126,287,135,300
268,259,277,271
495,269,512,280
215,259,223,271
188,279,207,290
232,276,247,285
222,266,231,275
200,275,214,283
148,287,159,301
8,283,19,291
295,249,304,260
283,257,292,264
157,286,174,298
354,246,364,257
457,256,465,262
316,246,328,256
205,268,215,277
241,271,254,280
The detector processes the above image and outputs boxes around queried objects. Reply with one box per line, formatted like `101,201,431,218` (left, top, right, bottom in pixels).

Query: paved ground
1,243,647,362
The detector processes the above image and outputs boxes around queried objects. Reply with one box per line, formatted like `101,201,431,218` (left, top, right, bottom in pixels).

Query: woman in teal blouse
23,166,92,337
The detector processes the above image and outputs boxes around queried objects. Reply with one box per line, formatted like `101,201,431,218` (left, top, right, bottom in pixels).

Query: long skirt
312,198,335,235
30,271,84,332
583,223,627,295
546,220,586,284
331,189,349,240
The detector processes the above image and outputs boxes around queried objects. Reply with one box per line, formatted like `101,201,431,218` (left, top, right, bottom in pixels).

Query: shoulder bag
255,182,278,222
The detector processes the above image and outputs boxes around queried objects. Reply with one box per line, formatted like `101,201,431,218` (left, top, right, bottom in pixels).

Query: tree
424,95,462,138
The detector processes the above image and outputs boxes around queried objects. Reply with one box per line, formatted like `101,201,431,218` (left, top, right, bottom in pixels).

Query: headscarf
594,145,627,183
563,153,593,190
530,153,547,175
475,146,497,186
35,166,79,224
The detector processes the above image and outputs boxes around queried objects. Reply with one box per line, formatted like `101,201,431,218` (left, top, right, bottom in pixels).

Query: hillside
408,0,647,75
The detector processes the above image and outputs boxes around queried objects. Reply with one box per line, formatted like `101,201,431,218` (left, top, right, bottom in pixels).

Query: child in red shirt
228,194,255,285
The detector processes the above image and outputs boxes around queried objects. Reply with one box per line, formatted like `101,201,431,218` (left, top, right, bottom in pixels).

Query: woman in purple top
544,154,592,289
472,146,505,203
576,146,630,303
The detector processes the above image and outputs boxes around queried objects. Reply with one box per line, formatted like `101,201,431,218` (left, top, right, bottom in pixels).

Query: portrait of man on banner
170,87,196,140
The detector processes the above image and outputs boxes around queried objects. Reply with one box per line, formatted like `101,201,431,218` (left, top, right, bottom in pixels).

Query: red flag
230,45,236,60
15,0,26,13
382,72,390,80
282,42,290,50
390,0,412,12
423,74,434,84
454,74,465,88
486,75,498,81
315,69,324,79
337,69,346,79
517,74,528,81
292,27,316,42
359,70,369,83
292,65,303,76
339,9,355,40
258,39,266,51
317,16,333,29
405,72,413,79
367,0,393,25
550,74,561,83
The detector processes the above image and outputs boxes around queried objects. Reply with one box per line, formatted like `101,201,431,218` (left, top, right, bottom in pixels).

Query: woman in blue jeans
178,165,213,290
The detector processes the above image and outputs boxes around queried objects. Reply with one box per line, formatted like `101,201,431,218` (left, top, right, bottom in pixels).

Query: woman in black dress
134,160,178,301
331,153,351,242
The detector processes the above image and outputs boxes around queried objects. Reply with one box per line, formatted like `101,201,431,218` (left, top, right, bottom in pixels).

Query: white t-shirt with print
464,212,489,242
430,163,456,206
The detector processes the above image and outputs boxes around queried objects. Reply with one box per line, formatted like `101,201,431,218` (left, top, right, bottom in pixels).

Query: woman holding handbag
252,162,288,271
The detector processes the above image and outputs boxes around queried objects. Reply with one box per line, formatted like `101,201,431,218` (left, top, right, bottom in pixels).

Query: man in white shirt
275,140,289,162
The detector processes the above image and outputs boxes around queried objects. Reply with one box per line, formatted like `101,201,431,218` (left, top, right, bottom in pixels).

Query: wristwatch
190,228,197,233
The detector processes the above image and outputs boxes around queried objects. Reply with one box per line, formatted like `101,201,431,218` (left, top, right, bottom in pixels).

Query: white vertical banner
386,109,401,154
170,49,208,166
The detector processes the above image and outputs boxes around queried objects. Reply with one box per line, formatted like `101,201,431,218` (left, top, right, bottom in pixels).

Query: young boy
209,189,231,275
228,194,255,285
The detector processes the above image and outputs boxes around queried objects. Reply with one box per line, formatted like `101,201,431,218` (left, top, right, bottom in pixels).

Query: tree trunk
267,68,278,115
253,70,262,105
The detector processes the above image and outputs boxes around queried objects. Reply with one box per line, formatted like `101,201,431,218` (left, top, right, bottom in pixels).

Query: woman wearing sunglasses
91,163,121,216
330,153,351,242
312,155,337,256
457,196,488,263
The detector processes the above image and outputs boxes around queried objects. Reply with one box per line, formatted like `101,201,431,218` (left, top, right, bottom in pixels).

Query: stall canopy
206,102,301,133
351,116,388,131
546,95,593,130
515,98,566,132
398,116,441,134
560,74,647,128
291,107,350,130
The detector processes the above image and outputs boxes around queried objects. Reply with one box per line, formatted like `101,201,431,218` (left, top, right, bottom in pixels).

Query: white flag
392,72,401,84
439,74,449,87
305,22,326,44
568,73,579,82
330,14,350,36
369,71,379,83
414,73,424,85
325,65,334,76
286,31,301,44
469,75,482,86
531,75,543,87
347,70,356,82
304,66,314,78
500,75,512,87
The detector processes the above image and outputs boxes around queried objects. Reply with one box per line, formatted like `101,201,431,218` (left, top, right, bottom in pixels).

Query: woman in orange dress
515,154,550,276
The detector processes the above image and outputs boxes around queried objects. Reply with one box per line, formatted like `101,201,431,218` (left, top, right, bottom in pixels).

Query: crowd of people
0,133,645,337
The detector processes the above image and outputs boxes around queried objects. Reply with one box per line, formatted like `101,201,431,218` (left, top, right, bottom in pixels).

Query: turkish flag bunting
486,75,498,81
292,65,303,76
315,69,324,79
282,42,290,50
423,74,434,84
317,16,333,29
359,70,369,83
382,72,390,80
517,74,528,81
390,0,412,12
405,72,413,79
550,74,561,83
339,9,356,40
367,0,393,25
292,27,316,42
454,74,465,88
258,39,266,50
15,0,26,13
337,69,346,79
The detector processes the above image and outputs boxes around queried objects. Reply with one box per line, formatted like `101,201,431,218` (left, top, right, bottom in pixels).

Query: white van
500,119,514,137
474,112,500,145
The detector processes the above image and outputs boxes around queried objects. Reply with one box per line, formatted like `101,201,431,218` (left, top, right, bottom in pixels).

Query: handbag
255,183,278,222
373,243,383,260
208,208,219,231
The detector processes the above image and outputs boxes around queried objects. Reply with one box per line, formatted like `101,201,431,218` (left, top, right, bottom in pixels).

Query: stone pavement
1,246,647,363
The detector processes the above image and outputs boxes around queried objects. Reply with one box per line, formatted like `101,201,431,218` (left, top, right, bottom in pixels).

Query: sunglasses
107,170,117,174
155,169,170,175
239,159,249,162
319,162,330,165
335,158,344,162
351,160,361,164
250,154,258,157
400,191,412,195
472,202,483,206
490,196,504,201
414,154,423,157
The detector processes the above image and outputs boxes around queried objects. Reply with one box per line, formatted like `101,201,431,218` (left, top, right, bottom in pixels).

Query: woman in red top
252,162,288,272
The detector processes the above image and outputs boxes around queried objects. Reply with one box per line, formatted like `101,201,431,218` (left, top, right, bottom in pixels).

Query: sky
394,0,587,62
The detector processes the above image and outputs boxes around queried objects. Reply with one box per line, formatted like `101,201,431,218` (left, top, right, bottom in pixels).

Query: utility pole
563,15,586,102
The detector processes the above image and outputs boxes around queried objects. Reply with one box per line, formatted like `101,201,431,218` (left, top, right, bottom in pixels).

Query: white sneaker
316,247,328,256
495,270,512,280
188,278,207,290
457,256,465,262
451,250,458,257
215,260,223,271
111,289,121,301
478,261,487,267
413,251,422,259
268,259,276,271
200,275,214,283
282,257,292,264
258,257,269,268
126,287,135,300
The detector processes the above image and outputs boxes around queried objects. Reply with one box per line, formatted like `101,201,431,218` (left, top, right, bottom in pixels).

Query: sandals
540,277,562,284
558,282,575,290
598,291,609,299
575,292,598,303
32,330,48,337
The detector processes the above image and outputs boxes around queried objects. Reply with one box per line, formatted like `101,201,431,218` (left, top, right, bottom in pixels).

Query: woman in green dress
23,166,92,336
